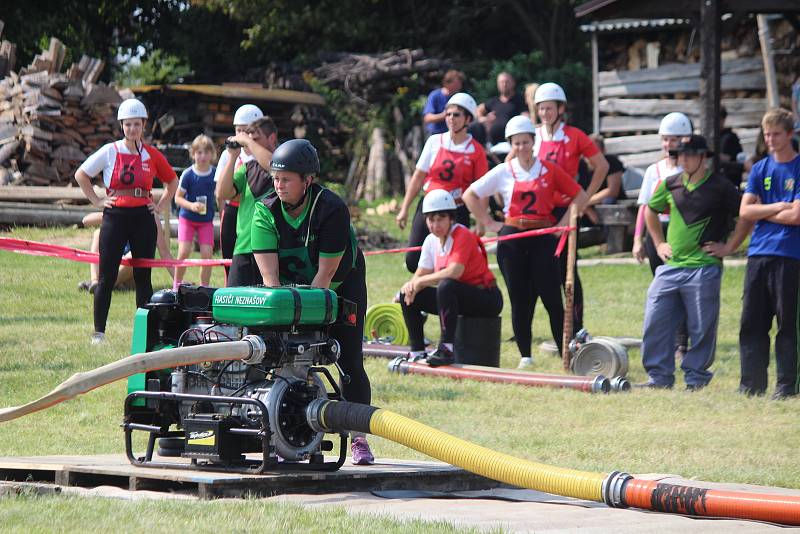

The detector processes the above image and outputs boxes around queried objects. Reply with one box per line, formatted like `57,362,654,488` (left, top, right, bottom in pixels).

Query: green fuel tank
212,286,339,327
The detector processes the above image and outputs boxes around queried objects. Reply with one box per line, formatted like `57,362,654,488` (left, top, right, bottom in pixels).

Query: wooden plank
604,134,663,155
599,71,765,98
598,57,762,87
0,186,165,203
598,97,767,117
600,111,764,133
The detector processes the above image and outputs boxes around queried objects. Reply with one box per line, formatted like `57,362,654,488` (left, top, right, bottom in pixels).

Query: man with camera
215,116,279,286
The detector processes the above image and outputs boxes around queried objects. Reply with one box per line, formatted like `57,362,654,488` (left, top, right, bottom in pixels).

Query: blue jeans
641,264,722,387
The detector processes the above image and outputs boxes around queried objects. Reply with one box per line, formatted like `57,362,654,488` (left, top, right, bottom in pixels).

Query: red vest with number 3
109,142,155,208
423,135,479,201
508,161,560,223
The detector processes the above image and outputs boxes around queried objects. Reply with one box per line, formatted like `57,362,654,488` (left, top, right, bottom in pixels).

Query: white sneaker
90,332,106,345
517,357,533,369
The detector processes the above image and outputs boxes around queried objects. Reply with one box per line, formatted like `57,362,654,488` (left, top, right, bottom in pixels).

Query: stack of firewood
313,49,448,102
0,31,129,186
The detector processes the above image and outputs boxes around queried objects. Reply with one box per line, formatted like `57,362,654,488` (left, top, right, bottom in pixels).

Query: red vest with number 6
423,135,482,202
109,141,154,208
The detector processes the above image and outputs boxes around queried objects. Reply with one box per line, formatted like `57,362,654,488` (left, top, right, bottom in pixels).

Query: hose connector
610,376,631,392
602,470,633,508
591,375,611,394
241,335,267,365
387,356,408,374
306,398,332,433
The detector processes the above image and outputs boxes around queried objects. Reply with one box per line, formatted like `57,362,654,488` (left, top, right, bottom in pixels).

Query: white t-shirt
79,141,154,188
418,223,463,270
415,133,478,172
637,158,682,223
213,149,255,183
468,158,549,217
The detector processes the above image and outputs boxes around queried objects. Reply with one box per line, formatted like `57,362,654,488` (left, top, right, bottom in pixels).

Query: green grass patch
1,225,798,530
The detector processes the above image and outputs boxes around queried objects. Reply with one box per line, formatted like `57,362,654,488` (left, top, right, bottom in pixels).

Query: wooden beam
699,0,721,168
592,33,600,134
756,14,780,108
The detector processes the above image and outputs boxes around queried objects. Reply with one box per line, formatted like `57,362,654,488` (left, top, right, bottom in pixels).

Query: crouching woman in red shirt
399,189,503,367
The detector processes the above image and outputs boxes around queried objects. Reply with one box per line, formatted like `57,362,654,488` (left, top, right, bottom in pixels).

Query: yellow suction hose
309,400,605,502
364,303,409,345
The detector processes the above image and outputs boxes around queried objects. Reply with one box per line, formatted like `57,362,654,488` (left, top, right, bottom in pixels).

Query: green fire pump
124,285,356,473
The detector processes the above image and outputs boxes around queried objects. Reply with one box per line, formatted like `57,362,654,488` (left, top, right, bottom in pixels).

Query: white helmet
505,115,536,141
422,189,457,214
117,99,148,121
233,104,264,126
534,82,567,104
658,112,693,136
446,92,478,119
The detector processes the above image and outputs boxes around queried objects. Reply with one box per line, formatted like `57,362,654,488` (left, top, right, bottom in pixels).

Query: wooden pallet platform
0,454,498,499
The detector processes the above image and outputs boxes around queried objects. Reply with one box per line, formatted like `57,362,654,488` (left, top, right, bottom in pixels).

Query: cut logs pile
313,48,449,102
0,33,130,187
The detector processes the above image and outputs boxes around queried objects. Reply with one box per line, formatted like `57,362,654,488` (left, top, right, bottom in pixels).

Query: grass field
0,224,798,532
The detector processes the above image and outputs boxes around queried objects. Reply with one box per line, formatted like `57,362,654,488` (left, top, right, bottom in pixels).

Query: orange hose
623,478,800,525
389,358,609,393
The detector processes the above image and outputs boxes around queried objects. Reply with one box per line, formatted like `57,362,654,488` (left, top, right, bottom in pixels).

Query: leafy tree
116,49,192,86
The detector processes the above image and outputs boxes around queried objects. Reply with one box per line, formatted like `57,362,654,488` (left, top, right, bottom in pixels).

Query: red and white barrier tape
0,226,573,268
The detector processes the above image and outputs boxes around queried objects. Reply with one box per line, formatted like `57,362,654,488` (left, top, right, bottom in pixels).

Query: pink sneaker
350,436,375,465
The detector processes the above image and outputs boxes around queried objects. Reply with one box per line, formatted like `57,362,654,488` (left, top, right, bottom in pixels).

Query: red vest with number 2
508,161,559,224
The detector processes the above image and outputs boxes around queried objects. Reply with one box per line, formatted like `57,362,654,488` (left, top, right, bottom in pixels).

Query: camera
225,140,242,149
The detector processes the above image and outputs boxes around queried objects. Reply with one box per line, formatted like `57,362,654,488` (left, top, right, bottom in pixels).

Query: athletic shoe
425,345,454,367
351,437,375,465
517,357,534,369
634,381,672,390
88,281,99,295
90,332,106,345
77,280,91,291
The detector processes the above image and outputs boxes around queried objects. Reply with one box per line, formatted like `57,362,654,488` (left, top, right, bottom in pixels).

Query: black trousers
227,253,263,287
497,229,564,358
644,222,689,351
330,250,371,405
400,278,503,351
739,255,800,396
404,198,470,273
95,206,157,333
220,203,238,277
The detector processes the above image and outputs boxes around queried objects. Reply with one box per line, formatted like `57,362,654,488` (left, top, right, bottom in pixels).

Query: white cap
446,92,478,119
422,189,457,214
117,99,148,121
658,112,693,136
534,82,567,104
505,115,536,140
233,104,264,126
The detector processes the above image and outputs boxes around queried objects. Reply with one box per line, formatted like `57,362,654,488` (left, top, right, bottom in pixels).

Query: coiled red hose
388,357,610,393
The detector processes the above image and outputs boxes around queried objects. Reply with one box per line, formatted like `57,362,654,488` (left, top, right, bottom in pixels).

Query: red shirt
535,124,598,178
430,224,495,287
